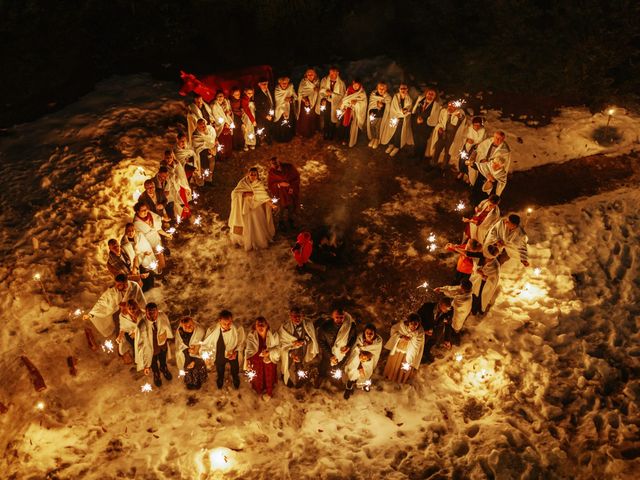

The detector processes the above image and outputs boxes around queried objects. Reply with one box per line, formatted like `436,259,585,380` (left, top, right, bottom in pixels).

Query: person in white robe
273,77,297,143
209,91,234,158
457,116,486,179
228,167,276,251
191,119,217,183
278,306,319,387
84,273,146,337
337,79,367,147
484,214,529,267
115,298,142,359
133,202,170,271
241,87,258,150
435,279,473,335
380,84,414,157
343,324,382,399
468,131,511,204
187,95,215,142
317,67,346,140
366,82,392,148
462,194,501,244
121,222,157,273
383,314,424,384
471,245,501,315
175,317,208,389
316,308,357,386
429,101,466,168
174,132,202,186
134,302,174,387
411,88,441,160
162,150,192,220
244,317,281,397
201,310,246,389
296,68,320,138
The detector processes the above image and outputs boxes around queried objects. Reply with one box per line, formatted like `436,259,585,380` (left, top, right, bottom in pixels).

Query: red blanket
179,65,273,103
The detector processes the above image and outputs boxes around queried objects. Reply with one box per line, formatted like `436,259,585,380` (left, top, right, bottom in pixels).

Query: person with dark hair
244,317,280,398
468,131,511,205
161,150,192,222
267,157,300,230
254,77,274,145
106,238,152,289
318,67,346,140
383,313,424,383
435,279,473,337
83,273,146,338
484,214,529,267
229,87,245,150
153,165,173,219
471,244,502,315
202,310,245,389
133,202,171,270
337,79,367,147
418,297,453,362
121,222,158,282
191,118,217,183
278,307,319,387
315,307,357,387
135,302,173,387
210,90,234,159
241,87,258,151
380,84,414,157
462,194,501,243
229,167,276,251
411,87,440,160
138,178,169,221
430,100,466,168
187,94,214,141
175,316,208,390
343,323,382,399
296,68,319,138
458,116,486,179
445,238,484,283
273,77,297,143
366,82,391,149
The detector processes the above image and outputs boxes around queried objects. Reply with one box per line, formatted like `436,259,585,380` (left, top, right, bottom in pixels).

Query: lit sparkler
217,144,223,152
390,118,399,127
155,245,164,254
526,207,533,214
218,117,224,125
204,169,211,178
192,191,200,200
179,369,186,377
364,379,372,388
135,166,146,176
230,122,235,129
201,351,211,361
533,267,542,276
428,244,437,252
245,370,257,381
167,227,176,235
331,368,343,380
427,232,437,243
452,99,466,108
297,369,308,379
459,150,469,160
369,113,375,122
149,260,158,271
257,127,265,135
271,197,279,204
176,216,182,225
268,109,275,116
281,119,289,126
320,105,326,112
455,201,466,211
336,109,344,119
417,281,429,289
248,133,255,140
102,340,114,353
401,362,411,371
140,383,153,393
194,215,202,226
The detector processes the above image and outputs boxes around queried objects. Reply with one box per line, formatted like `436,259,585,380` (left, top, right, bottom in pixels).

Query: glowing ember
390,117,399,127
455,201,466,211
417,281,429,289
194,215,202,226
155,245,164,254
297,369,308,379
331,368,343,380
245,370,257,381
35,401,45,411
455,353,463,363
401,362,411,371
140,383,152,393
33,273,41,281
102,340,114,353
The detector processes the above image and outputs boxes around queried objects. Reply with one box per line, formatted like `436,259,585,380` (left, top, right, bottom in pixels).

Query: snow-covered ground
0,74,639,479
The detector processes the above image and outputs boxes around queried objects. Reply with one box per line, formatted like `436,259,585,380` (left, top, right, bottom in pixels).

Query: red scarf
342,85,358,127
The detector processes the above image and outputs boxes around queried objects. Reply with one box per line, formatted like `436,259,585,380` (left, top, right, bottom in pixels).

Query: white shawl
331,312,356,362
274,84,297,122
476,152,510,195
121,232,156,270
411,96,441,127
297,77,319,117
427,107,467,157
228,176,275,250
380,93,414,147
202,323,246,363
344,332,383,383
339,88,368,147
440,285,473,332
384,322,425,369
469,138,511,187
462,125,487,152
242,100,257,146
469,199,501,243
210,99,234,135
174,143,198,170
174,322,206,370
278,318,319,385
471,257,501,314
192,124,217,157
243,329,281,370
187,102,214,141
366,90,391,139
88,281,146,337
316,75,346,121
134,313,174,372
133,211,164,250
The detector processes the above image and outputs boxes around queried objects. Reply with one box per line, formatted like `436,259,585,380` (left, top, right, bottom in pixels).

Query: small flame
140,383,153,393
331,369,343,380
526,207,533,214
102,340,114,353
401,362,411,371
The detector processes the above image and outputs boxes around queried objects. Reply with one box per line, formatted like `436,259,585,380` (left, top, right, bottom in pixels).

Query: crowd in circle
83,65,530,400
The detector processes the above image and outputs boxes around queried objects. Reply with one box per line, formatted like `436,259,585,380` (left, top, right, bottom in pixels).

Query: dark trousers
140,266,155,292
432,131,457,166
322,107,336,139
215,358,240,388
151,349,168,374
256,119,272,145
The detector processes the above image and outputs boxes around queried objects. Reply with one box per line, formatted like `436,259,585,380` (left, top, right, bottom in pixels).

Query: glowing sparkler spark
149,260,158,271
455,201,466,211
217,144,223,152
331,368,343,380
390,118,399,127
35,401,45,411
176,216,182,225
336,109,344,119
401,362,411,371
201,351,211,361
140,383,153,393
204,169,211,178
194,215,202,226
178,369,186,377
455,353,463,363
304,107,311,114
427,232,437,243
533,267,542,276
102,340,114,353
428,243,438,252
257,127,265,135
73,308,83,317
271,197,279,204
192,191,199,200
218,117,224,124
281,119,289,126
245,370,257,381
364,379,372,387
248,133,255,140
133,189,142,201
417,281,429,289
452,99,466,108
230,122,235,129
167,227,177,235
33,273,41,281
459,150,469,160
155,245,164,254
268,109,275,116
369,113,375,122
297,370,308,379
320,104,326,112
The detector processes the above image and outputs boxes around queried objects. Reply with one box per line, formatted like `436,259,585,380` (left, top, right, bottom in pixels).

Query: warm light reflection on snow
517,282,546,301
35,401,45,411
455,353,463,363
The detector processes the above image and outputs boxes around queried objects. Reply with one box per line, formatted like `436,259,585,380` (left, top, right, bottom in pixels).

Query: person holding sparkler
267,157,300,230
429,100,466,168
278,306,319,388
318,67,346,140
380,83,414,157
366,81,391,149
201,310,246,390
383,313,425,383
244,317,280,398
343,324,382,399
411,87,440,160
254,77,275,146
296,68,320,138
175,316,208,390
315,306,357,388
457,116,486,180
135,302,174,387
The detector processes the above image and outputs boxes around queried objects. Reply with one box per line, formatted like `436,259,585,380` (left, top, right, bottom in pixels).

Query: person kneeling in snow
434,279,473,345
201,310,245,390
383,314,425,384
135,302,173,387
244,317,280,398
175,317,208,390
343,324,382,400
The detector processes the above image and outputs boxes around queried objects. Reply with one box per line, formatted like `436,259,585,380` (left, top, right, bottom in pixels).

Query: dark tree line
1,0,638,127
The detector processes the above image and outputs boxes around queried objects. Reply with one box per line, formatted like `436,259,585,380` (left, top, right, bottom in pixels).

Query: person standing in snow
106,238,152,291
133,202,171,271
135,302,174,387
273,76,297,143
267,156,300,230
417,298,453,363
366,81,391,149
209,90,234,159
484,214,529,267
121,222,158,280
471,244,501,315
383,313,425,383
380,84,414,157
296,68,320,138
241,87,258,151
318,67,346,141
278,306,319,388
175,317,208,390
336,78,367,147
138,179,170,223
462,194,501,244
191,118,217,183
467,131,511,205
315,306,357,388
457,116,486,180
187,94,214,142
201,310,245,390
411,87,440,160
254,77,275,146
429,100,466,168
244,317,280,398
343,323,383,400
434,279,473,344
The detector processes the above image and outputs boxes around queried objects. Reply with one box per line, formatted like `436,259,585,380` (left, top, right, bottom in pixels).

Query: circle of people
83,65,530,400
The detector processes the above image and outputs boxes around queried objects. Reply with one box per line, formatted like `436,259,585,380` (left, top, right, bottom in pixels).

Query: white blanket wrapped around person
243,329,281,371
330,312,356,363
278,316,319,386
134,311,173,372
384,321,425,369
344,330,382,387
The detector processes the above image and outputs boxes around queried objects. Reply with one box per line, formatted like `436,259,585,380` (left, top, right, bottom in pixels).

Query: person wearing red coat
267,157,300,229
